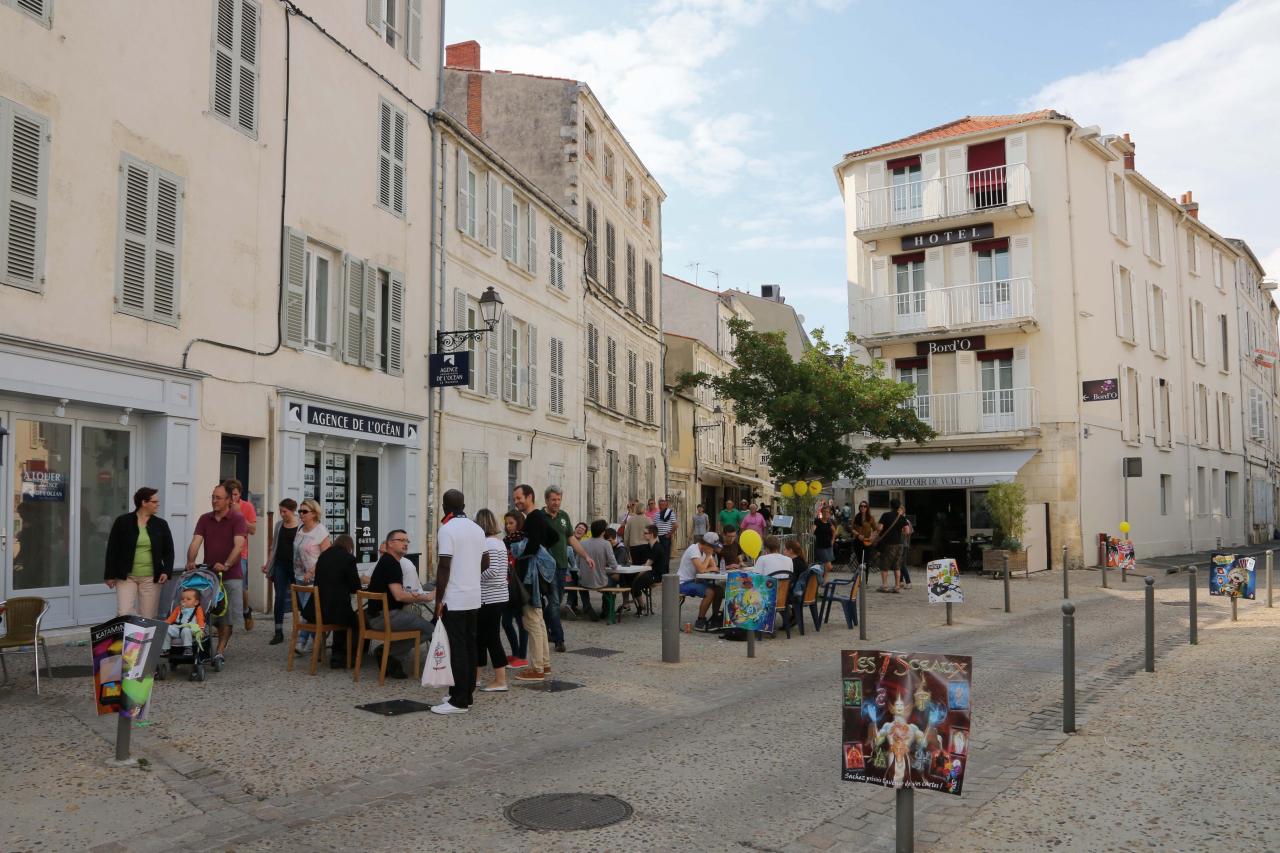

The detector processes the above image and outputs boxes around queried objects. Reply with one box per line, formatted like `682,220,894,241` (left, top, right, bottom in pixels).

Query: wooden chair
0,597,51,694
354,591,422,685
287,584,353,676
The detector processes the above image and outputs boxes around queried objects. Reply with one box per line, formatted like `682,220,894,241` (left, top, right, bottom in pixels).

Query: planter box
983,549,1027,575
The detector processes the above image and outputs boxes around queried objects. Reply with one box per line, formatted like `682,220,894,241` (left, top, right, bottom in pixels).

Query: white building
0,0,442,627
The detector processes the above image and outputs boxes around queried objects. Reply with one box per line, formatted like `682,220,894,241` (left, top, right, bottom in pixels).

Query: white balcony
856,163,1031,233
857,277,1036,340
906,387,1039,436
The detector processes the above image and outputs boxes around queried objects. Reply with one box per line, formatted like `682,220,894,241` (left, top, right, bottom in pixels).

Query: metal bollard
1101,558,1109,589
945,602,953,626
896,787,914,853
1062,600,1075,734
1002,553,1011,613
1122,553,1128,583
114,714,131,762
661,574,680,663
1188,565,1198,645
1144,576,1155,672
858,566,868,641
1231,596,1238,622
1267,550,1274,609
1062,544,1069,599
747,629,756,659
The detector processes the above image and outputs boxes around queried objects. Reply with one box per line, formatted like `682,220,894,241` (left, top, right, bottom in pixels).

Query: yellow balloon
780,483,794,498
809,480,823,496
794,480,808,496
739,529,763,560
1119,521,1131,534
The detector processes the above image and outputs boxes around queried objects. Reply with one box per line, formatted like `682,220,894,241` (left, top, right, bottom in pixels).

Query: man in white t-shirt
677,532,723,630
433,489,485,715
752,535,792,576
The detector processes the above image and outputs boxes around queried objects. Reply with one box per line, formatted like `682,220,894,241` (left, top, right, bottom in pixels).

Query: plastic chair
287,584,353,676
0,597,52,694
820,574,861,629
354,591,421,685
790,568,823,635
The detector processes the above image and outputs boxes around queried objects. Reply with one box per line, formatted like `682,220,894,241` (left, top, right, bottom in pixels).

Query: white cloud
733,235,844,250
1029,0,1280,272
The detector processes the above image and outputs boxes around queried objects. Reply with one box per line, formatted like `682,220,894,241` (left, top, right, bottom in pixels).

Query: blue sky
446,0,1278,343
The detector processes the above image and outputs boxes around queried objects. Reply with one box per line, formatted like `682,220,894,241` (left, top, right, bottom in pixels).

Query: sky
445,0,1280,343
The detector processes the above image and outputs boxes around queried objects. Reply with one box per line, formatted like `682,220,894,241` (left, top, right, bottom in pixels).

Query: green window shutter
343,255,364,365
387,270,405,376
406,0,423,66
362,262,378,368
1,99,50,292
282,227,306,349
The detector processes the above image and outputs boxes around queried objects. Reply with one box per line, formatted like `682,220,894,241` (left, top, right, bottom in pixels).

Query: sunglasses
298,508,312,515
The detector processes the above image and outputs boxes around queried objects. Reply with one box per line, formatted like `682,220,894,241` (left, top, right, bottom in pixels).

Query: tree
678,317,933,482
985,482,1026,551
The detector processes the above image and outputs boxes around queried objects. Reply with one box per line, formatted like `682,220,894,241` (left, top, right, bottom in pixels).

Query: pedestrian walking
184,483,247,667
433,490,484,715
812,505,836,576
740,503,767,538
501,511,529,668
541,485,594,653
225,479,257,631
718,498,742,534
691,503,710,542
473,509,510,693
262,498,300,645
511,484,557,681
291,498,331,655
104,487,174,618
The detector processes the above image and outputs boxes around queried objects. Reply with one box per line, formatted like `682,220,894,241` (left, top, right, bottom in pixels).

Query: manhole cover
567,647,623,658
355,699,433,716
505,793,632,831
49,665,95,678
513,679,584,693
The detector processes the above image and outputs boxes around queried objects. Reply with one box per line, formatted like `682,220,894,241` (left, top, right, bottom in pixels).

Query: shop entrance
902,488,968,567
304,446,382,569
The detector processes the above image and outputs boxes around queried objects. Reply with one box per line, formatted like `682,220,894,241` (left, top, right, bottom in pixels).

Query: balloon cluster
779,479,824,498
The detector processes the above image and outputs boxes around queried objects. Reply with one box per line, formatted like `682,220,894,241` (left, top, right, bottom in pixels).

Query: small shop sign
1081,378,1118,402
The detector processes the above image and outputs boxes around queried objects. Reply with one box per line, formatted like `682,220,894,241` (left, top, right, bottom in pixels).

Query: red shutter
967,139,1006,191
886,154,921,172
970,237,1010,253
976,348,1014,362
895,356,928,370
892,251,926,265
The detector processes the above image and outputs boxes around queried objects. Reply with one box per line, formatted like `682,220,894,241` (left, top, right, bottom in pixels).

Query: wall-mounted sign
867,476,977,488
305,405,406,439
915,336,986,357
900,223,994,251
429,351,471,388
1081,378,1118,402
1253,349,1276,369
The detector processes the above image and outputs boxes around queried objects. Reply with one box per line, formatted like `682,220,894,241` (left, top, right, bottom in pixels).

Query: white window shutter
485,311,500,397
864,162,883,191
527,323,538,408
1160,289,1170,356
1140,199,1151,256
366,0,381,32
236,0,260,134
485,173,498,250
362,262,378,368
452,287,467,334
117,161,151,317
1011,233,1031,286
500,314,513,401
1146,282,1157,349
948,244,970,286
1005,134,1028,204
526,204,536,275
1119,363,1130,441
343,255,364,365
282,227,306,349
501,185,515,261
151,173,181,323
406,0,424,66
392,108,406,215
212,0,236,122
378,102,392,210
2,102,50,292
871,256,889,296
387,271,405,376
1112,262,1126,339
1128,269,1140,346
455,147,469,231
1194,235,1203,275
1106,170,1117,235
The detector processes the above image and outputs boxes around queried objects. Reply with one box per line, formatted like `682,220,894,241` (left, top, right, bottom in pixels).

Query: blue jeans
543,569,566,644
271,564,292,628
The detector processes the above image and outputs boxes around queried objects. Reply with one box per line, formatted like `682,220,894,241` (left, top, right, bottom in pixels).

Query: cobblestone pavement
1,562,1273,852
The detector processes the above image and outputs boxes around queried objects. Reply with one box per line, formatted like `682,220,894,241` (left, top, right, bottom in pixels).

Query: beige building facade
0,0,442,627
836,112,1267,567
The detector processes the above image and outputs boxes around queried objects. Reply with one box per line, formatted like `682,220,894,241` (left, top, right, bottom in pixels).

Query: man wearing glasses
365,529,434,679
186,483,248,667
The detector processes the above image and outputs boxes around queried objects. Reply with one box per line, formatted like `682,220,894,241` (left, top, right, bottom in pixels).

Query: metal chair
0,597,52,694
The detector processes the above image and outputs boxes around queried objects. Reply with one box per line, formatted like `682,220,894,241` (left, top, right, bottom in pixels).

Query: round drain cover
505,793,632,831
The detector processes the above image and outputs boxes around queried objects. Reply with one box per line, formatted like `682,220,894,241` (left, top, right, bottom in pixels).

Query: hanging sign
1081,378,1119,402
429,351,471,388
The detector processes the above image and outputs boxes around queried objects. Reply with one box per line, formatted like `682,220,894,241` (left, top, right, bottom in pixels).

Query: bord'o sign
915,336,985,356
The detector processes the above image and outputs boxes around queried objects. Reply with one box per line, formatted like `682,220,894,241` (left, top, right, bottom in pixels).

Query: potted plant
982,482,1028,574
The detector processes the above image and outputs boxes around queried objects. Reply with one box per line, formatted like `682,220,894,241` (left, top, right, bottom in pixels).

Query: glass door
894,260,926,331
76,424,132,625
354,455,380,566
9,417,74,626
981,358,1015,431
976,245,1012,320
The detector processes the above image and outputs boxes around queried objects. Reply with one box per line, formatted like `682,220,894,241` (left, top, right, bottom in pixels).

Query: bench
564,585,636,624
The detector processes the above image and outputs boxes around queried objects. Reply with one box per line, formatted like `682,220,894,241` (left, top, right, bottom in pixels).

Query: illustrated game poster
91,615,166,718
725,570,779,633
1208,555,1256,600
1105,538,1135,572
926,559,963,604
841,649,973,795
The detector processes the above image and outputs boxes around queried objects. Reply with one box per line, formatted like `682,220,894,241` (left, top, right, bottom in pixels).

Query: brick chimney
1122,132,1135,170
446,40,480,70
465,74,483,136
1180,190,1199,219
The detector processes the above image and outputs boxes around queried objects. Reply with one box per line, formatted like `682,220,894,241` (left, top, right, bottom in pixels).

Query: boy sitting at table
578,519,620,621
719,526,750,570
676,532,723,630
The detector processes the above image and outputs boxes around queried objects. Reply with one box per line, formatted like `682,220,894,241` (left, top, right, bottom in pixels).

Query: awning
845,449,1037,489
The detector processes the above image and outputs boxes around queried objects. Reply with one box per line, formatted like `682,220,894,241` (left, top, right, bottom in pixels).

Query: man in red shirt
226,479,257,631
186,483,248,666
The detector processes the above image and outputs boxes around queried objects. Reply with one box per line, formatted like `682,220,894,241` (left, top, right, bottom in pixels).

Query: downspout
1172,207,1196,551
424,0,446,575
1062,126,1087,567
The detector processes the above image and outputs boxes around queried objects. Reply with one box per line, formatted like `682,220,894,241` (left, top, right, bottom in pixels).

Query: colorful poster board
841,649,973,795
725,570,779,633
1105,538,1135,572
1208,555,1256,600
91,616,166,719
926,559,963,604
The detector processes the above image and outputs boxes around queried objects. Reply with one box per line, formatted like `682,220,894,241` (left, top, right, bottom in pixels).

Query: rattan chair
287,584,353,675
354,591,421,685
0,597,52,694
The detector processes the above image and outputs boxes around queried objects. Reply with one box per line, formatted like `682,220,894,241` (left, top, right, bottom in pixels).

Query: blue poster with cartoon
725,571,779,633
1208,555,1256,600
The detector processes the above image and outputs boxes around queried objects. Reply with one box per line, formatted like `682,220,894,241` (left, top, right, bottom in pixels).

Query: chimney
1180,189,1199,220
466,73,482,137
1122,132,1135,170
446,40,480,70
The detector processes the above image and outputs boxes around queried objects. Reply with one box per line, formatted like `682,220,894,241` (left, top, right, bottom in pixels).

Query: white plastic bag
421,620,454,687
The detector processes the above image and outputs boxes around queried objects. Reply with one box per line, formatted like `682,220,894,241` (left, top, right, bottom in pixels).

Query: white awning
842,449,1038,489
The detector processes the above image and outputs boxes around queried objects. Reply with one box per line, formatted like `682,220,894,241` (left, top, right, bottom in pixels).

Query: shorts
679,581,711,597
814,547,835,564
879,545,904,573
211,578,244,627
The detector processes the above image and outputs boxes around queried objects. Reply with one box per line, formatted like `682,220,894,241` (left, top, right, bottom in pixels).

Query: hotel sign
916,336,986,356
900,223,994,251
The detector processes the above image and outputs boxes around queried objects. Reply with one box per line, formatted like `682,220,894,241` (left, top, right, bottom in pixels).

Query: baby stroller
155,565,226,682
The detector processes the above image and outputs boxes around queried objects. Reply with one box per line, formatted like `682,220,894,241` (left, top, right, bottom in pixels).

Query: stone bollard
1188,565,1198,646
1062,600,1076,734
661,574,680,663
1002,552,1011,614
1144,576,1155,673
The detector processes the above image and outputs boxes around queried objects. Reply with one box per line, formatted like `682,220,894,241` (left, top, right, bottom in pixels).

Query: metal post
858,569,867,640
114,714,131,762
1062,601,1075,734
945,602,953,626
1144,576,1155,673
1122,550,1128,583
1216,536,1222,550
1231,596,1238,622
1267,550,1273,608
1188,565,1198,645
1062,544,1069,599
1101,557,1109,589
747,629,756,659
895,787,914,853
661,574,680,663
1002,553,1011,613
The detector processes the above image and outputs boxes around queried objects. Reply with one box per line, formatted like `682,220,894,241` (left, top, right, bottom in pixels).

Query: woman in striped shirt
474,509,511,693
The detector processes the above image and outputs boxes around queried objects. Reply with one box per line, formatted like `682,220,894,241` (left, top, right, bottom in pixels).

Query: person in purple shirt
185,482,247,667
739,503,767,538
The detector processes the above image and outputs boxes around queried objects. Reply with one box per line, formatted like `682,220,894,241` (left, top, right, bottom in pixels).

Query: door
890,164,922,223
894,260,926,331
76,424,132,625
981,357,1015,431
9,416,75,626
976,244,1012,320
1023,501,1048,575
354,455,380,566
898,366,931,426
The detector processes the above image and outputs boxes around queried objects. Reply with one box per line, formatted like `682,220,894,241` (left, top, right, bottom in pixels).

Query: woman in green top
104,487,175,618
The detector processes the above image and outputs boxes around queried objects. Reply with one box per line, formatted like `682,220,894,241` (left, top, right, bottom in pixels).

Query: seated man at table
365,530,434,678
677,532,723,630
719,526,748,571
577,519,620,620
752,535,792,577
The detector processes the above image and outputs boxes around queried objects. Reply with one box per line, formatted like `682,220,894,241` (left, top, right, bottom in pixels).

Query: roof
843,110,1071,160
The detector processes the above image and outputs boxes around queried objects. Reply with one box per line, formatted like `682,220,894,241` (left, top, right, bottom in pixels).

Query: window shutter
625,243,637,309
392,108,406,215
587,323,599,401
151,173,181,323
366,0,380,32
585,200,598,279
282,227,306,349
117,161,151,317
500,313,513,401
236,0,259,134
1194,235,1203,275
406,0,423,66
486,309,500,397
1128,268,1140,347
605,220,616,293
1106,170,1117,235
1212,250,1222,289
527,322,538,408
485,174,498,251
948,244,970,286
362,262,378,368
501,184,515,261
387,271,405,376
1146,282,1157,350
211,0,258,135
1119,363,1130,441
1140,199,1151,256
607,336,617,409
378,102,392,210
526,204,536,274
1160,288,1170,357
342,255,364,365
1112,262,1126,339
2,102,50,292
452,287,467,335
645,360,655,423
212,0,236,122
379,102,404,214
643,260,654,322
551,337,564,415
864,161,883,191
455,147,469,231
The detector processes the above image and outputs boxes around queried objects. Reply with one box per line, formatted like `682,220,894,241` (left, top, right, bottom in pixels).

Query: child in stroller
156,565,226,682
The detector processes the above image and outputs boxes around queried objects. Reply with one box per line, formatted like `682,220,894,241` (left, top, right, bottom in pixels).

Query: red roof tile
844,110,1071,159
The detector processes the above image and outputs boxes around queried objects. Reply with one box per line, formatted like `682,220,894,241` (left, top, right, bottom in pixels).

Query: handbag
421,620,454,687
508,566,530,608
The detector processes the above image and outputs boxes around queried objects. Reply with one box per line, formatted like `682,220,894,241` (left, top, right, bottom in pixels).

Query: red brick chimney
1180,189,1199,219
1122,132,1135,170
446,40,480,70
466,73,483,137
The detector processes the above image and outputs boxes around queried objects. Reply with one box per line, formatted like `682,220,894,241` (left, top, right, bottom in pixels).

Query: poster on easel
1105,538,1135,573
725,570,779,633
926,559,963,604
1208,555,1256,600
91,616,167,718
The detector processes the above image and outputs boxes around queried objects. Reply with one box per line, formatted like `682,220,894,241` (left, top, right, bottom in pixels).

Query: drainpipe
1062,126,1087,567
423,0,447,573
1171,207,1196,551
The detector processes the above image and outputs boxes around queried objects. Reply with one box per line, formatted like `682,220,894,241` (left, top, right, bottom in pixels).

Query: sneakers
269,630,285,646
554,642,566,653
430,701,469,715
694,617,708,631
515,669,546,682
506,657,529,669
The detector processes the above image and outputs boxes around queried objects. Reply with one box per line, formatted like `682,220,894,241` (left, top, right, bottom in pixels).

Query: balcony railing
906,387,1038,436
857,278,1035,338
856,163,1030,231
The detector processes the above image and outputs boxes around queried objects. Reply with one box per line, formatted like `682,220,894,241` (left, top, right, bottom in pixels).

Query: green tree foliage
678,318,933,482
985,481,1027,551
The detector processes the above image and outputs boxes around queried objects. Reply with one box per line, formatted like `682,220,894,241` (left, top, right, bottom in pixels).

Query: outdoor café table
692,572,730,632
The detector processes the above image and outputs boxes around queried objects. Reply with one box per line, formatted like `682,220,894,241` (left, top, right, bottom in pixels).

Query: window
605,220,617,294
367,0,423,63
1249,388,1269,443
625,243,637,310
1156,378,1173,449
1160,474,1172,516
1121,366,1140,441
3,0,51,26
980,354,1015,431
465,303,479,390
211,0,260,136
1112,174,1127,240
1145,198,1161,261
583,119,596,161
1192,382,1209,445
603,147,615,187
548,224,565,290
642,194,652,227
1212,468,1221,515
1225,471,1238,518
894,255,926,328
975,240,1011,320
645,360,655,423
1196,466,1207,515
378,99,406,216
586,323,599,401
1190,300,1206,363
624,173,635,208
550,336,565,416
1114,264,1136,342
371,266,404,374
627,350,638,417
890,161,922,223
507,459,520,511
116,156,182,325
606,336,618,409
501,185,517,263
898,366,931,424
1219,314,1230,372
669,401,680,452
585,200,598,280
304,243,337,353
1219,392,1232,450
1187,232,1199,275
643,260,654,323
1150,283,1167,355
0,97,49,292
